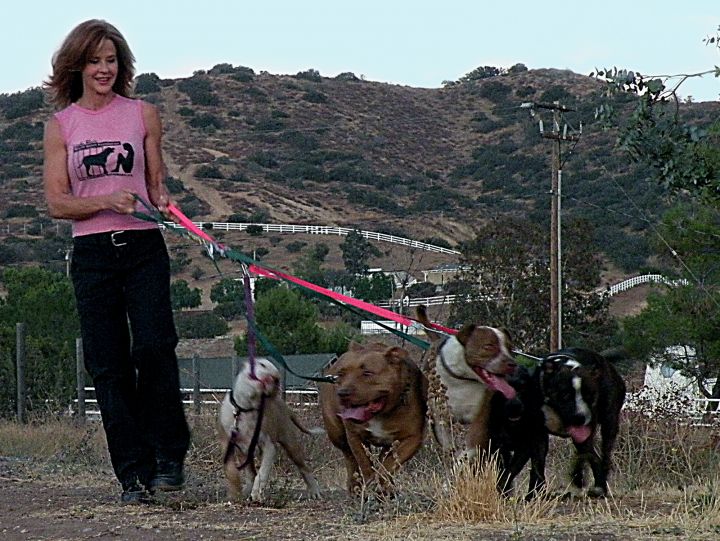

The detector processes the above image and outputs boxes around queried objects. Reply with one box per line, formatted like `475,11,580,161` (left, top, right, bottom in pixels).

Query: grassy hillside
1,64,717,274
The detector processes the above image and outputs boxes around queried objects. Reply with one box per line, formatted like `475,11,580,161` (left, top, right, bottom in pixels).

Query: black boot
149,460,185,492
120,477,152,505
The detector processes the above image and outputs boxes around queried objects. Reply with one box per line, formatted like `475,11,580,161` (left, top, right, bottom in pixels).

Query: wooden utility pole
521,101,580,351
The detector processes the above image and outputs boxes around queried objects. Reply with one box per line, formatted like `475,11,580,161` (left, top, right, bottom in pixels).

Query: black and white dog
490,347,626,499
539,347,626,497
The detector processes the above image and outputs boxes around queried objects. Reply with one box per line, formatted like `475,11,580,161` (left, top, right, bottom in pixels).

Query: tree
170,279,202,311
449,217,615,353
210,277,245,320
340,230,380,275
0,267,80,415
234,286,357,356
621,203,720,406
235,287,322,355
593,30,720,202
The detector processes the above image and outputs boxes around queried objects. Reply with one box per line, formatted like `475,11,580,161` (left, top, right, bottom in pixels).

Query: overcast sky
2,0,719,101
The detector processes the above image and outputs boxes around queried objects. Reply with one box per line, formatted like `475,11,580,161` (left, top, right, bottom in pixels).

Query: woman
43,19,190,504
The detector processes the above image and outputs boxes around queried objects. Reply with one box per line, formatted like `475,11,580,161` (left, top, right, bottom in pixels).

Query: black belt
73,228,159,248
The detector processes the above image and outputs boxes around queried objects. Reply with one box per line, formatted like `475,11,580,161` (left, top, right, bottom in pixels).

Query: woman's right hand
107,190,137,214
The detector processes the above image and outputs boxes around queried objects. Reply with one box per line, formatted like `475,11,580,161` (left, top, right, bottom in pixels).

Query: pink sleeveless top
54,94,157,237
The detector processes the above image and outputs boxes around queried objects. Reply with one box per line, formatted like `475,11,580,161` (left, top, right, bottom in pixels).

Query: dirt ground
1,453,719,541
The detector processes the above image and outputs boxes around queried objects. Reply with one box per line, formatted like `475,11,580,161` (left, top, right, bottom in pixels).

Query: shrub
295,69,322,82
174,311,228,338
0,88,45,120
178,106,195,117
231,66,255,82
177,76,219,106
228,171,249,182
303,90,328,103
478,80,512,102
188,113,222,130
166,176,185,194
279,131,319,151
335,72,360,82
195,164,224,179
209,63,235,75
248,151,278,168
1,121,43,141
246,224,264,236
285,241,306,253
4,204,38,218
134,73,161,94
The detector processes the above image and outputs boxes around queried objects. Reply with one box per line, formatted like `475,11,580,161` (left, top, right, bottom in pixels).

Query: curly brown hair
45,19,135,109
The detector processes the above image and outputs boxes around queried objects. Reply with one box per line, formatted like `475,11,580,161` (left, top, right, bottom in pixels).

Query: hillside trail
162,91,233,219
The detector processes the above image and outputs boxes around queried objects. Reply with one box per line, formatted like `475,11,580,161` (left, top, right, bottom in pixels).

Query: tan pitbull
218,358,323,502
318,342,427,493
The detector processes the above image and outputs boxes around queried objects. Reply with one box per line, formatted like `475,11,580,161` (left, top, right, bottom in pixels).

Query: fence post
192,353,201,414
231,354,240,379
16,323,27,424
76,338,85,423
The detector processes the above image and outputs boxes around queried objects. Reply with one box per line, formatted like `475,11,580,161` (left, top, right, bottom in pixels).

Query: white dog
218,358,323,501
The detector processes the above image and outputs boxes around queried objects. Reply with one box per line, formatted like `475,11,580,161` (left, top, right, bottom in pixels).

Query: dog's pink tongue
568,425,592,444
477,370,516,399
338,406,373,422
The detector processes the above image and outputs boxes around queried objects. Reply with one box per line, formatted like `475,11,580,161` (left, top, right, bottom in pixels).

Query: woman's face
81,38,118,98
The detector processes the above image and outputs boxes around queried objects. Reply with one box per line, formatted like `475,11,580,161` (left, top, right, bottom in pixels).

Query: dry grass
2,408,720,540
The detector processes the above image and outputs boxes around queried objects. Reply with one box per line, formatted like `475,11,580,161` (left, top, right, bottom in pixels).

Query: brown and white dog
218,358,323,502
538,347,626,497
318,341,427,493
416,305,517,458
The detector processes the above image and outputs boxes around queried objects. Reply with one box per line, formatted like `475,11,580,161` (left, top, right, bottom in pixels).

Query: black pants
71,228,190,487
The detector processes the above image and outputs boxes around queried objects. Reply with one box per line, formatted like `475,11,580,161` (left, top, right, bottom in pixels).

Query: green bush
209,63,235,75
478,80,512,102
166,176,185,194
178,107,195,117
189,113,222,130
134,73,162,94
246,224,264,236
295,69,322,82
231,67,255,82
0,88,45,120
248,151,278,168
1,121,43,141
4,204,38,218
303,90,328,103
195,164,224,179
285,241,306,253
335,72,360,82
174,311,228,338
177,76,219,106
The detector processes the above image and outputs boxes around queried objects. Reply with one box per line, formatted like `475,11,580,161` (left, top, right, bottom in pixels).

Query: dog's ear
456,323,477,346
348,341,364,352
542,359,557,373
384,346,410,364
499,327,512,342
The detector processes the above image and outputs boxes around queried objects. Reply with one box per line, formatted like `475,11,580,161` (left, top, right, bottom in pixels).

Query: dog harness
223,390,266,470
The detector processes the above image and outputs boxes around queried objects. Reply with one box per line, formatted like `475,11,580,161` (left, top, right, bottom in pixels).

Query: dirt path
1,457,718,541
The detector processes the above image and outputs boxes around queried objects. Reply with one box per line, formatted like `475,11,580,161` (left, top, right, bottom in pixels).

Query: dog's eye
363,371,374,378
483,344,497,351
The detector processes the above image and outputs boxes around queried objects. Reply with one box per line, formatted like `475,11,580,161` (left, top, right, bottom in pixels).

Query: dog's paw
250,487,265,502
587,486,608,498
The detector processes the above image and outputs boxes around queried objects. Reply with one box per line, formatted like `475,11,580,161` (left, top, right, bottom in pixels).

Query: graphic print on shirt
72,140,135,180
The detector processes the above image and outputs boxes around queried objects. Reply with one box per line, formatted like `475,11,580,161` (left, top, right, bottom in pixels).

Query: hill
1,64,718,276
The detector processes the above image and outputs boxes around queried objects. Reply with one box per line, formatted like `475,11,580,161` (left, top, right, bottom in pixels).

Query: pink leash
165,204,457,336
